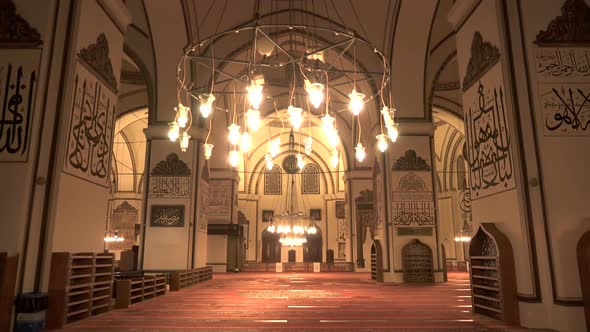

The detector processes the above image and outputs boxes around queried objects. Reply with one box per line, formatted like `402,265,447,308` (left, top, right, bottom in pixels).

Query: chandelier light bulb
203,143,214,160
168,122,180,142
240,132,252,152
257,36,275,56
246,83,264,110
306,82,324,109
176,103,189,128
307,226,317,234
328,130,339,149
228,123,241,146
245,108,261,132
265,153,273,170
288,105,303,130
387,123,399,142
376,134,388,152
296,153,305,170
198,94,215,118
304,136,313,155
228,149,240,167
269,137,280,158
267,225,276,233
348,89,365,116
321,114,336,134
381,106,394,127
330,150,339,168
180,132,190,152
355,142,366,162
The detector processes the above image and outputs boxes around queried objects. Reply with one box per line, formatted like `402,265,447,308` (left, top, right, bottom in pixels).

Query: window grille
302,164,320,194
264,165,282,195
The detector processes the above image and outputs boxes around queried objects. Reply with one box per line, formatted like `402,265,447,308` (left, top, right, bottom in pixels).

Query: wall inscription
0,49,40,162
208,180,231,216
64,35,117,187
150,205,184,227
463,62,515,199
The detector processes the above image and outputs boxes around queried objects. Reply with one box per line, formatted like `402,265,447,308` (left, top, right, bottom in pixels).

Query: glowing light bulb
288,105,303,130
168,122,180,142
348,89,365,116
307,226,317,234
330,150,339,168
180,132,190,152
199,94,215,118
296,153,305,170
306,82,324,109
376,134,388,152
381,106,394,127
240,132,252,152
269,137,280,158
228,149,240,167
228,123,241,146
265,153,273,170
176,103,189,127
267,225,276,233
246,83,264,109
245,108,261,132
203,143,214,160
355,142,366,162
321,114,335,134
304,136,313,155
328,130,339,149
387,123,399,142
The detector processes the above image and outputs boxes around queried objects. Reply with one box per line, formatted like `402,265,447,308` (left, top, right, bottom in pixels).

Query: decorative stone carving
0,0,42,46
534,0,590,45
402,239,434,283
151,153,191,176
392,172,435,227
392,150,431,171
335,201,345,219
78,33,118,91
462,32,501,92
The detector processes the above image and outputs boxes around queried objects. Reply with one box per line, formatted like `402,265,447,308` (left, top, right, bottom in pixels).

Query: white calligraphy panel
535,47,590,136
463,62,515,199
63,60,116,187
391,171,435,228
0,49,41,162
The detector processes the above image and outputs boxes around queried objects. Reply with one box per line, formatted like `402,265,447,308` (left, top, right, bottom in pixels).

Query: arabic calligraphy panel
463,62,515,199
534,48,590,83
391,171,435,228
198,180,208,232
148,176,191,197
0,49,41,162
150,205,185,227
63,61,115,187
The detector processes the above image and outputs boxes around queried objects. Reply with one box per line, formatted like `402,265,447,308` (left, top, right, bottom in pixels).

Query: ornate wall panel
391,150,435,228
150,205,184,227
148,153,191,198
109,201,137,250
63,34,117,187
198,179,208,233
208,180,231,216
462,32,515,199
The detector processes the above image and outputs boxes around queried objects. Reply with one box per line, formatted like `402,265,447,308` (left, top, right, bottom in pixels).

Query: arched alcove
402,239,434,283
371,240,383,282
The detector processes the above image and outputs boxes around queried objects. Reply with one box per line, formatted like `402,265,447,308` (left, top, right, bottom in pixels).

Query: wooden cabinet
170,267,213,291
0,253,18,332
402,239,434,283
469,223,519,325
115,274,166,309
371,240,383,282
47,252,114,329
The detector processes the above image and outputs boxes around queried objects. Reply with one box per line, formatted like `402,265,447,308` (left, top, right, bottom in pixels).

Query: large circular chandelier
267,212,318,247
170,23,398,169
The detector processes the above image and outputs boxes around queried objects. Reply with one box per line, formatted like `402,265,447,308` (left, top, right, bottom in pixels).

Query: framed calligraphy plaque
150,205,185,227
534,48,590,136
0,49,41,162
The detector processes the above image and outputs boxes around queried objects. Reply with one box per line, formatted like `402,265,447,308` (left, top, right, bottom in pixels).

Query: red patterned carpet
59,272,527,331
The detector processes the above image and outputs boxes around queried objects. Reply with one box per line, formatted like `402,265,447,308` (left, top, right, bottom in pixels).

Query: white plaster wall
207,234,227,273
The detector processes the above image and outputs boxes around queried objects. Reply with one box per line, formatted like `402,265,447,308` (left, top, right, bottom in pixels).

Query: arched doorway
303,231,322,262
261,229,281,263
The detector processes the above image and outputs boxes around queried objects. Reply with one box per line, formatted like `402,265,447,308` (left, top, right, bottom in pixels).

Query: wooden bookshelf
170,266,212,291
0,253,18,332
371,241,383,282
469,223,519,325
115,274,167,309
47,252,115,329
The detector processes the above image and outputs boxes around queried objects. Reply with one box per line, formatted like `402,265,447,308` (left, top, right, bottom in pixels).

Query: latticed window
302,164,320,194
264,165,282,195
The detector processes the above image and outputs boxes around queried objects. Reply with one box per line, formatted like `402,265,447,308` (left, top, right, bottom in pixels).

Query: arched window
302,164,320,194
264,165,282,195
